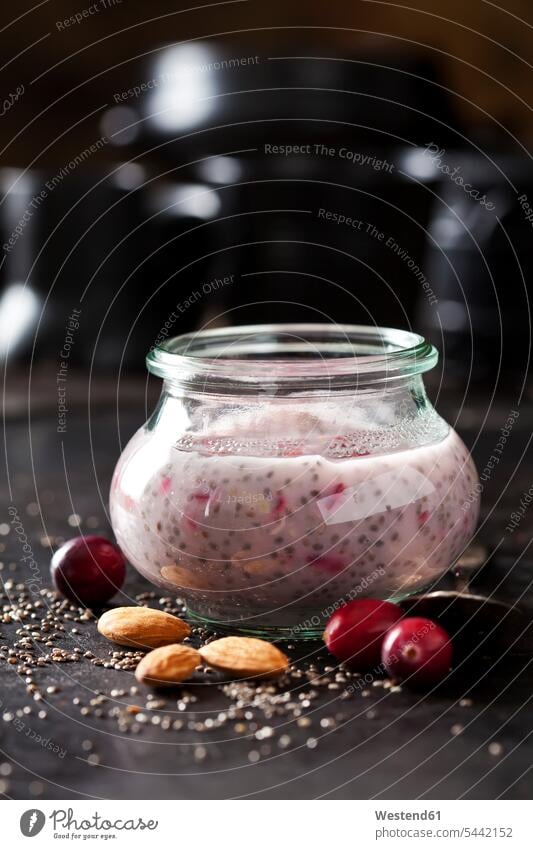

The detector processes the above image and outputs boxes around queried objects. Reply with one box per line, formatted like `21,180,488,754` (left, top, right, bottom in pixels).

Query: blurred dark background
1,0,533,406
2,1,533,804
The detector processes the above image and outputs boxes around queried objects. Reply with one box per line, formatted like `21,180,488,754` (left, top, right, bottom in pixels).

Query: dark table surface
1,373,533,800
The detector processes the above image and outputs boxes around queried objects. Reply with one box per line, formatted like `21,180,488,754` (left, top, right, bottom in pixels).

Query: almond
97,606,190,648
160,564,211,591
231,554,270,577
199,636,289,679
135,644,201,687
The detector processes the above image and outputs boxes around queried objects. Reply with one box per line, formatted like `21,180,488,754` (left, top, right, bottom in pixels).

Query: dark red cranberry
312,556,345,574
323,599,403,668
381,616,453,685
271,494,287,517
50,536,126,606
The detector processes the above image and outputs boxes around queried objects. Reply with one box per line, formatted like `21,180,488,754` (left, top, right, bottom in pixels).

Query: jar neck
161,371,429,402
147,324,438,398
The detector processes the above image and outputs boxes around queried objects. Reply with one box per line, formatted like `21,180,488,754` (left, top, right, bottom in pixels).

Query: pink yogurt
110,413,479,635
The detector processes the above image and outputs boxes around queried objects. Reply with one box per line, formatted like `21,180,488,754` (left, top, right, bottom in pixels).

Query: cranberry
160,476,172,494
323,599,403,668
381,617,453,685
271,494,287,517
51,536,126,606
312,555,345,574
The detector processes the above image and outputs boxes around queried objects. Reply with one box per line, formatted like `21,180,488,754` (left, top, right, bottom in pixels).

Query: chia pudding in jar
110,325,480,637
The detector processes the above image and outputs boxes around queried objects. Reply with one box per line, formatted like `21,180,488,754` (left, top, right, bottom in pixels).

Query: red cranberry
312,556,345,574
381,617,453,685
51,536,126,606
323,599,403,668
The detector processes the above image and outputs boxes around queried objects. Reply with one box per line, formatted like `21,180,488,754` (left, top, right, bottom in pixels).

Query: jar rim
146,323,438,391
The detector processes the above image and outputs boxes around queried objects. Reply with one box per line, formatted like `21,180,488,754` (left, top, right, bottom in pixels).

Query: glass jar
110,324,479,638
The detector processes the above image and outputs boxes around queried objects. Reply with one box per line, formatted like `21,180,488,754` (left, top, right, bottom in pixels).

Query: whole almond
97,606,190,648
135,644,201,687
199,636,289,679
